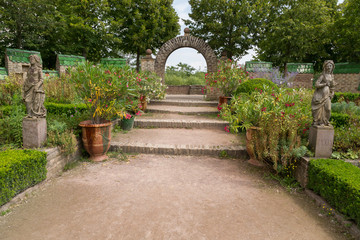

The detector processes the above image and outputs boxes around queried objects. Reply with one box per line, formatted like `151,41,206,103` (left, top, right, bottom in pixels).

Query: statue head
323,60,335,74
29,55,42,69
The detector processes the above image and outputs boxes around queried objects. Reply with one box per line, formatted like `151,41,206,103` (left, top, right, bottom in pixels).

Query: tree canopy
0,0,179,69
184,0,268,60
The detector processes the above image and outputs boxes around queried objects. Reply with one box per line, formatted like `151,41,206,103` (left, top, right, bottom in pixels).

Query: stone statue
22,55,46,118
311,60,335,126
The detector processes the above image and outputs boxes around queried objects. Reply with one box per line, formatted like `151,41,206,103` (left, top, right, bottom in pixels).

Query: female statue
22,55,46,118
311,60,335,126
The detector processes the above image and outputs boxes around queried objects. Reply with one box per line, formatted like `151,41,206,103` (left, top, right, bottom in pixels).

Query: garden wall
334,74,360,93
292,74,313,89
166,85,204,95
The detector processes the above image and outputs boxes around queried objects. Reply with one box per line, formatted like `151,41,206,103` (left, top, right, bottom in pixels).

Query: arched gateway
154,28,218,80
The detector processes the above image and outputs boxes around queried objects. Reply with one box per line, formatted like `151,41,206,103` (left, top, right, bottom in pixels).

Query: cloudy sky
167,0,344,72
166,0,255,71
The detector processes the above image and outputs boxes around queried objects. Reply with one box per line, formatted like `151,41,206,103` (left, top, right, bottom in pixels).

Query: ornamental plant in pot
205,59,250,105
68,62,135,161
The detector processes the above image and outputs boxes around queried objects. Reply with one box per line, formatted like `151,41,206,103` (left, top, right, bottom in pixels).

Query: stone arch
154,31,218,81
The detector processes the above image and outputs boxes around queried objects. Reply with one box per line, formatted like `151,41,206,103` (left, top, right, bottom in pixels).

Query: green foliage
165,63,206,86
234,78,279,95
308,159,360,226
0,149,47,206
108,0,180,71
333,124,360,153
185,0,267,59
0,105,26,147
137,71,166,101
205,60,249,96
256,0,337,71
45,102,87,116
46,120,77,156
332,101,360,115
43,75,79,104
330,113,350,127
332,92,360,104
0,76,23,106
221,87,312,173
334,0,360,62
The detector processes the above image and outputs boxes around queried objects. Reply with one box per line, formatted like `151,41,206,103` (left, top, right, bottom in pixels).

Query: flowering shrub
204,59,249,97
221,87,313,172
68,62,138,124
137,71,166,102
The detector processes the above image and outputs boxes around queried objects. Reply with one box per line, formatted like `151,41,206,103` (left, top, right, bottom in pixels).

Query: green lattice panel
287,63,314,74
0,67,8,80
245,61,272,72
6,48,42,64
58,54,85,66
334,63,360,74
101,58,126,67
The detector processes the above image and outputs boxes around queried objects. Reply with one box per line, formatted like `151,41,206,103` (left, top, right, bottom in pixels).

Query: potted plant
206,59,249,105
68,62,133,161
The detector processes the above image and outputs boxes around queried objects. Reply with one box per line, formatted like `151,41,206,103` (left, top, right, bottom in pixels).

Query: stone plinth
23,118,47,148
309,125,334,158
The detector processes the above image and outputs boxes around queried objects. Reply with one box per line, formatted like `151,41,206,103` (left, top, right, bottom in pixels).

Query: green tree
108,0,180,72
256,0,337,71
0,0,57,67
184,0,267,60
334,0,360,62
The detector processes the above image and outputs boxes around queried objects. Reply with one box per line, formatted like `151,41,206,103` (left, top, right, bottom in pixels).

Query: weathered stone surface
309,125,334,158
22,117,47,148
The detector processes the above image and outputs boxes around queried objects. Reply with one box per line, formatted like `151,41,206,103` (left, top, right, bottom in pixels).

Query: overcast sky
167,0,344,72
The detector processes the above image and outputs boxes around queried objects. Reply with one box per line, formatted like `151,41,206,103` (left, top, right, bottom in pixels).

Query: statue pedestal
309,125,334,158
22,117,47,148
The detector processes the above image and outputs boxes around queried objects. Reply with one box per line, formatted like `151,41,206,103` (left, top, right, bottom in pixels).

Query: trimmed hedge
308,159,360,226
44,102,87,116
234,78,279,95
332,92,360,104
330,113,350,127
0,149,47,206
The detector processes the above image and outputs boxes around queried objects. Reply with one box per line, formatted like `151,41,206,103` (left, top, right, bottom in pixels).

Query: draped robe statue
311,60,335,126
22,55,46,118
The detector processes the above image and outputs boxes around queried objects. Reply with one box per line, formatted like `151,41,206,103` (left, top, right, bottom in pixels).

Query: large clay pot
79,120,112,162
219,96,232,105
246,126,264,167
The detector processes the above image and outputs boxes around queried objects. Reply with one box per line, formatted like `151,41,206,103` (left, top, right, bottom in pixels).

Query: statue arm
314,75,326,88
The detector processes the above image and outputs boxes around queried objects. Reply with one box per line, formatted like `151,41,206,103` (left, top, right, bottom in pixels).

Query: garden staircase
110,95,247,158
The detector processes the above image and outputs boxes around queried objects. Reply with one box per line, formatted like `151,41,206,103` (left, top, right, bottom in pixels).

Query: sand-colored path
0,155,350,240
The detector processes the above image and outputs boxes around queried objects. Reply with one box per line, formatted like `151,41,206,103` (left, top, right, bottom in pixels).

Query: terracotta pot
219,96,232,105
79,120,112,162
246,126,264,167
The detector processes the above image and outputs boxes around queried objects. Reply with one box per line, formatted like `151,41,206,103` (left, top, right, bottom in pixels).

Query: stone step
110,128,247,158
134,118,228,130
165,94,205,101
150,99,218,107
146,105,218,115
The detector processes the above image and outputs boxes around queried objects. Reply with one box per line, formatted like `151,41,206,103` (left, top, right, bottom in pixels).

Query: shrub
330,113,350,127
0,105,26,147
0,76,22,106
43,75,78,103
47,119,78,155
221,87,313,173
332,101,360,115
332,92,360,105
0,149,47,206
333,124,360,153
308,159,360,226
234,78,279,95
44,102,87,116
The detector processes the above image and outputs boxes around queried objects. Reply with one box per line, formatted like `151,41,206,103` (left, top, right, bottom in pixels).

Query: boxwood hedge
308,159,360,226
0,149,47,206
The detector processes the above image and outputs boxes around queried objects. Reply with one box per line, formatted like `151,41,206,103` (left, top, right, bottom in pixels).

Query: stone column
23,118,47,148
141,49,155,73
309,125,334,158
